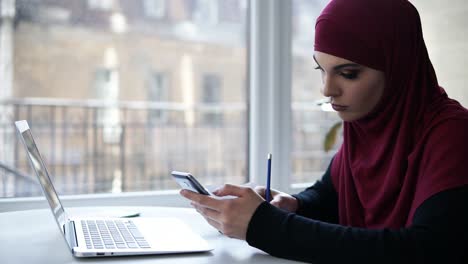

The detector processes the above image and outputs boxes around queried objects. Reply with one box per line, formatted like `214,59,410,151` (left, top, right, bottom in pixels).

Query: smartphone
171,171,211,195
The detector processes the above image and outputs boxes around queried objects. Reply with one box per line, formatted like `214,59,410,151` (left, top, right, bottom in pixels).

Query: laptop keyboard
81,219,151,249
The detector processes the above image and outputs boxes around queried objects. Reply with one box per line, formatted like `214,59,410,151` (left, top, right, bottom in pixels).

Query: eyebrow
313,55,360,71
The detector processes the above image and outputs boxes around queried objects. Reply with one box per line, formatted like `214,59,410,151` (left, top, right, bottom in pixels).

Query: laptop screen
15,120,68,233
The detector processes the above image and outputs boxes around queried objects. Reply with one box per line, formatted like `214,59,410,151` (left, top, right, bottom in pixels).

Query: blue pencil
266,153,272,203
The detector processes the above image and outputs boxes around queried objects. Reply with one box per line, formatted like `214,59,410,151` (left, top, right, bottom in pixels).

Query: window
93,68,121,144
143,0,166,19
291,0,341,187
93,68,119,99
201,74,223,126
194,0,219,25
147,72,169,124
2,0,248,198
88,0,114,11
218,0,246,24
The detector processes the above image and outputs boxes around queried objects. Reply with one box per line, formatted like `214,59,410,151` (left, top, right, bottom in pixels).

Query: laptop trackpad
133,217,212,252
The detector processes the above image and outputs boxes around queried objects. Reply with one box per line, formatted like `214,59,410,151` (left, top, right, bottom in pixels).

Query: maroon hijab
315,0,468,228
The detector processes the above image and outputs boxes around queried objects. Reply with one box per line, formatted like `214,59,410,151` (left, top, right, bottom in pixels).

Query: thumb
254,186,266,197
213,184,247,197
270,196,282,207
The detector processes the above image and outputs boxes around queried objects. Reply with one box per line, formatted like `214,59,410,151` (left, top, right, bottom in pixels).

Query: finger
194,206,223,233
254,186,266,196
270,195,283,207
192,202,222,221
205,217,223,233
270,199,280,207
214,184,249,197
180,189,222,210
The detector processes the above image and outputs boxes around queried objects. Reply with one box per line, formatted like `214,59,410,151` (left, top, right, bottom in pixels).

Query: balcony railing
0,98,248,197
0,98,339,198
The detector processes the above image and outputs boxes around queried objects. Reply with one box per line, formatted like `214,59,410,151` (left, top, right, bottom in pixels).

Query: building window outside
194,0,219,25
93,68,121,145
87,0,114,11
143,0,166,19
147,72,169,124
218,0,245,24
201,74,223,126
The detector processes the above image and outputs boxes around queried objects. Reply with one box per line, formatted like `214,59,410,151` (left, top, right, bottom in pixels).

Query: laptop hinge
64,220,78,250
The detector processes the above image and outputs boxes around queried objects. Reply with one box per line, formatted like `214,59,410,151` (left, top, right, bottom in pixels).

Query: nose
321,75,341,98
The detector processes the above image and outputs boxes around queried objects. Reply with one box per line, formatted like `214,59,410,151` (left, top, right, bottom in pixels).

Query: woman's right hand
254,186,299,213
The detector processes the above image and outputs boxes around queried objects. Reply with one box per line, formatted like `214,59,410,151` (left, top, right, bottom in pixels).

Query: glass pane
291,0,340,186
0,0,248,197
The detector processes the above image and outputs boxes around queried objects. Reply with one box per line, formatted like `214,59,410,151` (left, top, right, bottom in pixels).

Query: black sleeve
246,186,468,264
292,159,338,223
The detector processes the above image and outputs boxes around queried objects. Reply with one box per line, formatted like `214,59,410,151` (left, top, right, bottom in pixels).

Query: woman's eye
340,70,359,80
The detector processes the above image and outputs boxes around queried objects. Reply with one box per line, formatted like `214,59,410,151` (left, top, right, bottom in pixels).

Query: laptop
14,120,213,257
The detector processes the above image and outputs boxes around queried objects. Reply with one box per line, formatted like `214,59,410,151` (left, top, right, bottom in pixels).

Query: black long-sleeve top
246,162,468,264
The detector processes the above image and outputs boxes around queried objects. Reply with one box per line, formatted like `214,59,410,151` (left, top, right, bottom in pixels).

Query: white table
0,206,304,263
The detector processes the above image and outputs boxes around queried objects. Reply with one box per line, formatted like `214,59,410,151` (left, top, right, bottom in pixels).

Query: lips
331,104,348,111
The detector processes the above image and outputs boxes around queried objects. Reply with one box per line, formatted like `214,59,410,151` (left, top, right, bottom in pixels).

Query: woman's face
314,51,385,122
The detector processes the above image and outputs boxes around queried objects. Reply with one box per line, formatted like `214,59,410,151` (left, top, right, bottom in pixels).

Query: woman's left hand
180,184,264,240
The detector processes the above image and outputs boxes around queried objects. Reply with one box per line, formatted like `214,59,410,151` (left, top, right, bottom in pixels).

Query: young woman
181,0,468,263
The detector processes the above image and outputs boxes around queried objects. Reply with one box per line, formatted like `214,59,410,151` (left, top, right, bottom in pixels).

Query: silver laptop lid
15,120,69,234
